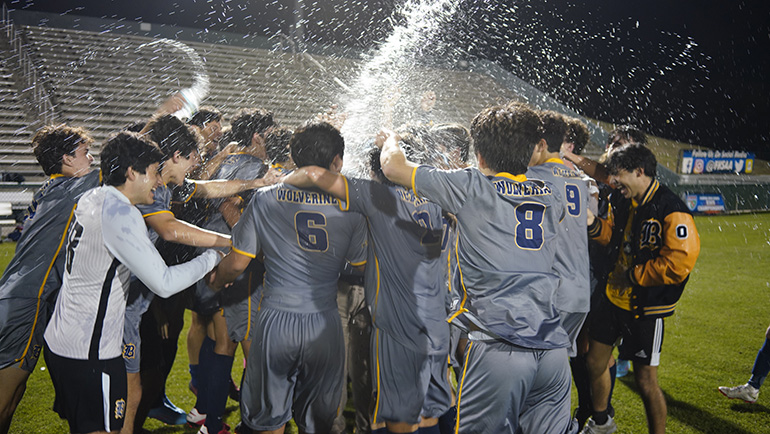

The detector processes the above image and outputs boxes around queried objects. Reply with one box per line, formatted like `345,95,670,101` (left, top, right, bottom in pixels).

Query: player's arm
628,212,700,286
209,250,253,290
145,211,231,248
376,129,419,188
587,208,613,246
562,151,610,185
219,196,243,229
105,206,223,298
191,171,277,199
283,166,348,202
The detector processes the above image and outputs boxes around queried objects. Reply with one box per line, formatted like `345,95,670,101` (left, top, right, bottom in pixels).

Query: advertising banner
684,194,726,214
679,150,754,174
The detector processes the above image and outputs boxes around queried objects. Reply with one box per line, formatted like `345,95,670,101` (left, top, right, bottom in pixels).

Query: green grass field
3,212,770,433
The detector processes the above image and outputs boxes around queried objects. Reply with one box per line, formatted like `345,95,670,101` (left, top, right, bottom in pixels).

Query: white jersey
44,186,221,360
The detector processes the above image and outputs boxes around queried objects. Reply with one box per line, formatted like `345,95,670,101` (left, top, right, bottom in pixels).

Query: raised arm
283,166,348,202
376,129,418,188
145,211,231,248
562,149,610,185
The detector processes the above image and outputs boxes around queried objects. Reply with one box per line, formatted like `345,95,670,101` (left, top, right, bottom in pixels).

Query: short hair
290,121,344,169
540,110,569,153
605,143,657,178
264,127,293,164
32,125,94,175
145,114,200,160
607,125,647,148
188,106,223,127
470,102,543,174
368,138,421,186
565,117,590,155
431,123,471,163
100,132,165,186
230,108,275,148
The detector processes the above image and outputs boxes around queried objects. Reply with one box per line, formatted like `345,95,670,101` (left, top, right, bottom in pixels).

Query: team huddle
0,98,700,434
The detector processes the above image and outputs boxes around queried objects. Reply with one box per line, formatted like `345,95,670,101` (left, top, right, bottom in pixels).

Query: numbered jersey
413,167,569,350
526,159,591,313
344,177,449,355
231,183,367,313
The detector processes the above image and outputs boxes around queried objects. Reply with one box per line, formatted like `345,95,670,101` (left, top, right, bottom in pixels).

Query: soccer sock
189,363,200,391
437,406,457,434
205,352,235,433
419,424,440,434
593,408,609,425
570,355,592,424
195,336,216,414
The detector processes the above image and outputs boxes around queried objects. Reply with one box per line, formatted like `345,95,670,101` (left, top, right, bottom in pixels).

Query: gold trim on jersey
455,341,474,434
141,210,174,218
338,175,350,212
494,172,527,182
18,204,77,368
410,166,419,196
447,227,469,322
232,246,257,259
373,328,382,425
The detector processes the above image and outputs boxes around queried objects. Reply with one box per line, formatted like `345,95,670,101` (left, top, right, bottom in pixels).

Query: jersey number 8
514,202,545,250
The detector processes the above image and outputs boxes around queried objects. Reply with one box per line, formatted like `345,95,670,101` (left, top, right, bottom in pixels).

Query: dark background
4,0,769,159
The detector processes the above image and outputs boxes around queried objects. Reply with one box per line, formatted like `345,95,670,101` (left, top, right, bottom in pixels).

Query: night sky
4,0,769,159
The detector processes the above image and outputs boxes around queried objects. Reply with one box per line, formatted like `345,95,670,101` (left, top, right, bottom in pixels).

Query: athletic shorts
122,282,154,373
371,328,452,424
44,345,127,434
0,297,52,372
221,268,264,343
558,310,588,358
589,294,665,366
240,307,344,434
455,339,574,434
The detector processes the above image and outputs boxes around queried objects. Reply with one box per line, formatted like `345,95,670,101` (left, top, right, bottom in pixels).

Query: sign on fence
684,194,726,214
679,150,754,174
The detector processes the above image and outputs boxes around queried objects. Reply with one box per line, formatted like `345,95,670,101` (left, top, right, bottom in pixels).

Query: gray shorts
0,297,52,372
456,339,576,434
221,284,263,343
122,282,153,373
240,307,344,433
371,328,452,424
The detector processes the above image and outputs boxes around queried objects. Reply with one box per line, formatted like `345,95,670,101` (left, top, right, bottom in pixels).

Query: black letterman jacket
587,179,700,319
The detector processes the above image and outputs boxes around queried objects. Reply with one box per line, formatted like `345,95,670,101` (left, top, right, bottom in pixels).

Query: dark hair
607,125,647,148
188,106,223,127
368,147,392,186
540,110,569,153
264,127,293,164
290,121,344,169
565,117,590,155
100,132,165,186
431,123,471,163
230,108,275,148
470,102,543,174
368,135,422,186
605,143,657,178
145,114,200,160
32,125,94,175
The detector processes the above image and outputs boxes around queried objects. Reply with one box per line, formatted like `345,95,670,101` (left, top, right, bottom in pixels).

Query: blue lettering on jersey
494,180,552,197
551,166,581,178
276,188,338,206
396,188,431,206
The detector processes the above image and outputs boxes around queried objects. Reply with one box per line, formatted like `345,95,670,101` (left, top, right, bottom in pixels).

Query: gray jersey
413,167,569,350
231,183,367,313
526,159,591,313
45,186,220,360
344,177,449,355
0,170,100,370
204,152,265,235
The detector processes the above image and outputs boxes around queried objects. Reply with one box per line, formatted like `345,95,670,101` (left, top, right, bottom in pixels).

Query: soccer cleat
719,383,759,403
615,359,630,378
187,407,206,427
147,395,187,425
579,416,617,434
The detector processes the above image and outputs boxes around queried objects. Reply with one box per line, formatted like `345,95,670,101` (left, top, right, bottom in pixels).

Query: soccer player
0,125,99,434
283,143,452,434
580,144,700,434
210,121,368,434
719,322,770,403
377,102,574,434
43,132,223,434
527,110,591,357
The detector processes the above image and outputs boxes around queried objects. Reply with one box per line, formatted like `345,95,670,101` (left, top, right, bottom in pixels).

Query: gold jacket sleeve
631,212,700,286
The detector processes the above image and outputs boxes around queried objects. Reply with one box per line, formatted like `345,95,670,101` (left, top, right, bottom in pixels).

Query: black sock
593,409,609,425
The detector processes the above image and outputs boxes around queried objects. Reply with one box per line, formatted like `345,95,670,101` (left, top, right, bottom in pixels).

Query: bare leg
0,366,31,434
123,372,141,434
585,339,614,413
258,426,285,434
634,364,666,434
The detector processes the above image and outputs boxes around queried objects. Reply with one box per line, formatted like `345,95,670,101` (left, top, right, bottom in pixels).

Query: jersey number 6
295,211,329,252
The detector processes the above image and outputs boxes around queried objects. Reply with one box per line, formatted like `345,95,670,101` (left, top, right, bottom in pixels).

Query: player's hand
282,168,314,188
374,128,398,150
156,91,186,116
587,208,595,226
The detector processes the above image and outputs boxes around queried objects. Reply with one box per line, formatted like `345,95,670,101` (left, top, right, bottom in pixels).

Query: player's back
0,170,100,302
235,183,367,314
526,160,591,314
345,177,449,355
